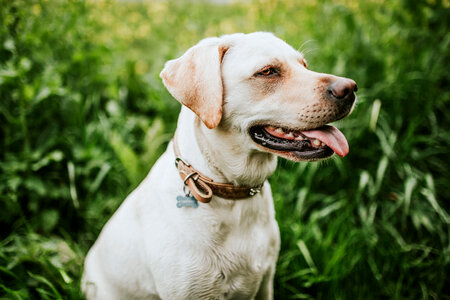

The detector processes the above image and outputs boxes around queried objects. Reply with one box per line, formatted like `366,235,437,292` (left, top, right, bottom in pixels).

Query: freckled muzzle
290,78,357,129
248,72,356,161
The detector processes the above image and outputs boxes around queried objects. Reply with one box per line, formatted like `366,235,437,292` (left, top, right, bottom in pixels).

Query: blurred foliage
0,0,449,299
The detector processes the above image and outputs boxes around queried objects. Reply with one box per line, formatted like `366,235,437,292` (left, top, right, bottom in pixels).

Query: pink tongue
301,125,349,157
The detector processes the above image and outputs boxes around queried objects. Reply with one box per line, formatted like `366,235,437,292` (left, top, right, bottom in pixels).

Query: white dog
82,32,357,300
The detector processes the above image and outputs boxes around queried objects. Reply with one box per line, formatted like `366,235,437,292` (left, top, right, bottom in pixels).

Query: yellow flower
32,4,41,16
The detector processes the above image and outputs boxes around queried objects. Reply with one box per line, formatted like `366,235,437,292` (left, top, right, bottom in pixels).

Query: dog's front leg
254,265,275,300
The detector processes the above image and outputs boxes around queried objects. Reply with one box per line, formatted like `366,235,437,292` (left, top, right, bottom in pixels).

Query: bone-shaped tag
176,195,198,208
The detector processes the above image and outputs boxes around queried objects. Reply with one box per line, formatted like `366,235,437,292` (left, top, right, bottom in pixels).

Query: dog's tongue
302,125,349,157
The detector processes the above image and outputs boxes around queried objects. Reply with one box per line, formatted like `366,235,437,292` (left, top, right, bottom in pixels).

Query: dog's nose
328,78,357,101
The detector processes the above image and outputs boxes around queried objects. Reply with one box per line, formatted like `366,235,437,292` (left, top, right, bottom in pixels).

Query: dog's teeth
285,132,294,139
275,127,284,134
313,139,321,146
295,135,304,141
321,142,326,147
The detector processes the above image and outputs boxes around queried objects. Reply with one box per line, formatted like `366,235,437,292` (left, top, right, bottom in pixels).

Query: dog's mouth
249,124,349,161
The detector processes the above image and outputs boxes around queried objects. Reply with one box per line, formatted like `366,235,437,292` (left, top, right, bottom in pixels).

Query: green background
1,0,449,299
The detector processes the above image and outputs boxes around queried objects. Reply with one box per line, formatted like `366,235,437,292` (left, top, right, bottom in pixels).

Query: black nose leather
328,79,357,101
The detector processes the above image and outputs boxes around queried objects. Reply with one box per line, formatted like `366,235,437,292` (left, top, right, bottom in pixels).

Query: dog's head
160,32,357,162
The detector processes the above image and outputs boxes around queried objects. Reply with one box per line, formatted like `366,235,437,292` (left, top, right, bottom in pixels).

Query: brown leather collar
173,132,262,203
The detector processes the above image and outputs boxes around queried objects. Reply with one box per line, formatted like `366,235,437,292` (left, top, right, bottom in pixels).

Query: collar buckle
173,134,264,202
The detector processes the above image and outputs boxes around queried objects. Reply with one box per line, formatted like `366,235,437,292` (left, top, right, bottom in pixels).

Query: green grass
1,0,449,299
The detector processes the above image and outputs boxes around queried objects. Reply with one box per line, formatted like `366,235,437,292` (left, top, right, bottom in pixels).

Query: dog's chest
157,204,279,299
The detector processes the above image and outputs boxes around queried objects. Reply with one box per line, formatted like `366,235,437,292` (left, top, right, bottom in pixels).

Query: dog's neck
175,107,278,187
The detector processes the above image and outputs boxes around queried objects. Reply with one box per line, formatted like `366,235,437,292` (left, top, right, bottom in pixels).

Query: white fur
82,106,279,299
82,32,353,299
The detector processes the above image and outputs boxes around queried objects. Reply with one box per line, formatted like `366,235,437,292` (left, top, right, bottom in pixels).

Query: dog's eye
257,67,278,77
302,59,308,68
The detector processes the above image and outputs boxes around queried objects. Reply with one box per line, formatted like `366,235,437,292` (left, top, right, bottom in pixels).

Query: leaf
3,39,15,51
297,240,318,274
26,272,62,299
310,201,343,222
34,87,51,103
421,188,449,224
31,150,64,171
403,176,417,215
88,163,112,193
67,161,79,209
41,210,59,233
109,131,140,185
369,99,381,131
373,155,389,196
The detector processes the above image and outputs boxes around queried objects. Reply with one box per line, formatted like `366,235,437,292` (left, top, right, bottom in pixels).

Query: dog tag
176,195,198,208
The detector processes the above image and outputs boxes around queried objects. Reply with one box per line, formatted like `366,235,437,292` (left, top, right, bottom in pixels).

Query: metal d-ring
175,157,191,168
249,186,261,196
182,172,199,197
183,172,199,185
183,185,191,197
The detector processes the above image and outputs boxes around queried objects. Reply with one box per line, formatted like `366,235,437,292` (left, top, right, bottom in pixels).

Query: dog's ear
160,38,229,129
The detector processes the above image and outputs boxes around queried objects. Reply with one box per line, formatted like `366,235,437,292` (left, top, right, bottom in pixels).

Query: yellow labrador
82,32,357,299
